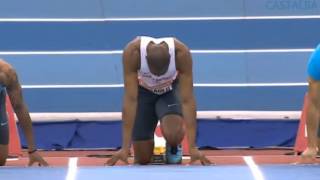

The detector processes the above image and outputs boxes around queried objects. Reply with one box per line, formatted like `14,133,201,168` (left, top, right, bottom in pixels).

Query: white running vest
138,36,178,95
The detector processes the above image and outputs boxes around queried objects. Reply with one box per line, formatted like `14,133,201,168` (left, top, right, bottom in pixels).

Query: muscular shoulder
125,37,141,51
0,59,17,85
0,59,12,69
173,38,192,72
174,38,189,51
123,37,141,71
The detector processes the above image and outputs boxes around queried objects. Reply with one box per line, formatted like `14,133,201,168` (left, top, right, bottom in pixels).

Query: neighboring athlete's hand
189,147,212,165
28,151,49,166
296,147,318,164
301,147,318,159
106,148,129,166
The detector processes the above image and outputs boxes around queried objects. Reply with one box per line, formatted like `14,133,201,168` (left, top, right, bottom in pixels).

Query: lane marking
243,156,265,180
65,157,78,180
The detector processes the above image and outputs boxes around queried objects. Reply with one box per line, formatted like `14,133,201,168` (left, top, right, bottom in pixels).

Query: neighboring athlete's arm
305,79,320,149
175,43,197,150
6,68,36,152
302,45,320,159
3,61,48,166
121,43,139,152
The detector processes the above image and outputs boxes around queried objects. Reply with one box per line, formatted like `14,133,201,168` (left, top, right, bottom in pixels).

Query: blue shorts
132,81,182,141
307,44,320,80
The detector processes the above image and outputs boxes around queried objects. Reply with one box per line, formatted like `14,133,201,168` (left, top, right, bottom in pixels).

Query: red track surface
5,149,320,167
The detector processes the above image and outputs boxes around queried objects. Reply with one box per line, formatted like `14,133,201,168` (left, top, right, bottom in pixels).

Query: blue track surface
2,52,310,85
1,0,320,18
22,86,306,112
0,19,319,51
1,165,320,180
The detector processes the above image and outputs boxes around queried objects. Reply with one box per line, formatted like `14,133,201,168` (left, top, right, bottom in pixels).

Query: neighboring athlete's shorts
132,81,182,141
0,87,9,145
307,44,320,80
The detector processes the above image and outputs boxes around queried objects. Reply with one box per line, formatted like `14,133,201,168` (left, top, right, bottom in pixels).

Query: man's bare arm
106,39,140,166
306,79,320,149
175,41,197,149
6,67,36,152
121,41,139,151
175,39,211,165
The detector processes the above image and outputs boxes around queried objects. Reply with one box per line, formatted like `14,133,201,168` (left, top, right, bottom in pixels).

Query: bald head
146,41,170,76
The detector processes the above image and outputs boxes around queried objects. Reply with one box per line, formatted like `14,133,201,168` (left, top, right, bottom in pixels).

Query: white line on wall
0,15,320,22
21,82,308,89
22,111,301,122
0,49,314,55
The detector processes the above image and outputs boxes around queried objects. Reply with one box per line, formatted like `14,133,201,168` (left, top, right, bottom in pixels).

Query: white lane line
20,82,308,89
21,111,301,122
0,15,320,22
0,51,123,55
192,49,314,53
0,49,314,55
65,157,78,180
243,156,265,180
193,82,308,87
22,84,124,88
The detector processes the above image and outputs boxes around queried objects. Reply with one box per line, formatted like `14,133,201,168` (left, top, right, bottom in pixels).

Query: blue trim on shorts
307,44,320,80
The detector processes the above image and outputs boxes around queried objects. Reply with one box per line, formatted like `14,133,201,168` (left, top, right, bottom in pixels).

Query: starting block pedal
151,154,166,164
151,142,166,164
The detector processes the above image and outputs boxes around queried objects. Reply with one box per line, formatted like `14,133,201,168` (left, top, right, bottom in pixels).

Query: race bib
152,85,173,95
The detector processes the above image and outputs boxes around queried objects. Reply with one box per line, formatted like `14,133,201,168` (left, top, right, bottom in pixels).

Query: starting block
151,154,166,164
152,125,166,164
151,122,189,164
